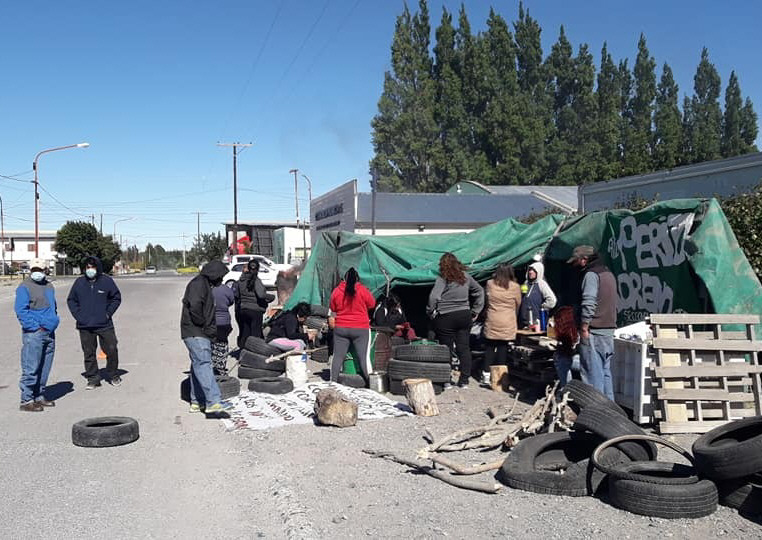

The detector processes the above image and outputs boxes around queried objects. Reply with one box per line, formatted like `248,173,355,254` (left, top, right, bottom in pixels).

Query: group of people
15,256,123,412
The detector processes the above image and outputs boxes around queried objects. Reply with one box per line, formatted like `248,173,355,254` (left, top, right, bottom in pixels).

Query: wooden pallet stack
650,314,762,434
507,335,557,385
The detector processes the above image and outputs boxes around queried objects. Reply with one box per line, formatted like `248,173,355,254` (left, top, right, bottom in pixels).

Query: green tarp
287,198,762,331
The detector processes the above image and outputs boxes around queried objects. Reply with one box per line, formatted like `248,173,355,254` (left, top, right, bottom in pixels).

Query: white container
612,338,656,425
286,353,309,387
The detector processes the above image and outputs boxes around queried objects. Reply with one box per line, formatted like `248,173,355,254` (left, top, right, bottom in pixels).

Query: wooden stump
403,378,440,417
490,365,509,392
314,389,357,427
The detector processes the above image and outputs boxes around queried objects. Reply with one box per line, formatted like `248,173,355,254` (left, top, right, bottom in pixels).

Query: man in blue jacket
14,258,59,412
67,256,123,389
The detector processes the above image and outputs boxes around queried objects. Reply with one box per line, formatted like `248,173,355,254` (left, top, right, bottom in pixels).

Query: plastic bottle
540,309,548,332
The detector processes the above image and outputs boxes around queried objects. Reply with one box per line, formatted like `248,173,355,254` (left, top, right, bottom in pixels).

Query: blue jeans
19,329,56,404
578,332,614,400
183,337,221,406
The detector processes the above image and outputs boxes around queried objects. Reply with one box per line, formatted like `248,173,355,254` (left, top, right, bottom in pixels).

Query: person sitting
518,261,557,329
373,293,417,340
266,302,311,352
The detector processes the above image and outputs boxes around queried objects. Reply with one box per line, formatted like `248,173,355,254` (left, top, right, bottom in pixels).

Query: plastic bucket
342,330,378,374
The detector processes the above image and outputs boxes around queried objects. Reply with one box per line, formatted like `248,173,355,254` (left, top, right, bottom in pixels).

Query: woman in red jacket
329,267,376,383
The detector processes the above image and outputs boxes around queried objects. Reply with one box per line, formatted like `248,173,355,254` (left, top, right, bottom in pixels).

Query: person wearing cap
567,245,617,400
67,256,123,389
14,258,59,411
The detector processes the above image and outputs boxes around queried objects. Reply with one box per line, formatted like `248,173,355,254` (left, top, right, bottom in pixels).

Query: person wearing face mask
14,258,60,412
181,259,231,415
67,256,123,389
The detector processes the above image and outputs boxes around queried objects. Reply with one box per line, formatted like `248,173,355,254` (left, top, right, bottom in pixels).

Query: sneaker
204,403,227,414
110,376,122,386
86,381,102,390
189,403,203,413
481,371,491,385
457,376,470,388
37,399,55,407
20,401,44,412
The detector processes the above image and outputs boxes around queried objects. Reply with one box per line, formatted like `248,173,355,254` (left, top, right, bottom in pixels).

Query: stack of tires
180,374,240,402
307,304,330,363
387,343,451,395
693,417,762,517
238,336,294,394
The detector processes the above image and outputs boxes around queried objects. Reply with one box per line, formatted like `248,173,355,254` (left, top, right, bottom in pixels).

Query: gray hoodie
427,274,485,318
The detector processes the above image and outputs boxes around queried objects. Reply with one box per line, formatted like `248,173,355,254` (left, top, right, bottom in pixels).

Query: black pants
433,310,472,384
484,338,510,371
239,309,264,346
79,327,119,383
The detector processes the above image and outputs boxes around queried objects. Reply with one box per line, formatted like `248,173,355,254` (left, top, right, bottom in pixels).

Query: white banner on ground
221,381,412,431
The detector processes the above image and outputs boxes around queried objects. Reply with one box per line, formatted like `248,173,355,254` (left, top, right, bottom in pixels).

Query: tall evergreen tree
681,95,695,164
740,97,759,152
545,26,575,183
616,59,633,176
653,63,682,169
691,48,722,162
569,43,601,184
721,71,745,157
625,34,656,175
596,43,620,181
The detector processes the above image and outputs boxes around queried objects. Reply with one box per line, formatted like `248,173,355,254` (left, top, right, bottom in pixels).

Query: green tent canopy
287,198,762,332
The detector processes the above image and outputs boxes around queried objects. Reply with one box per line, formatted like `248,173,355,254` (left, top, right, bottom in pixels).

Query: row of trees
371,1,758,192
55,222,121,274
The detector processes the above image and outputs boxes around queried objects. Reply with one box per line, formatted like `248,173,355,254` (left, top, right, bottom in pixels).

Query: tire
337,373,366,388
72,417,140,448
238,366,282,379
692,417,762,481
609,475,718,519
393,344,451,364
497,431,629,497
248,377,294,394
717,474,762,512
304,316,328,331
311,348,329,363
180,377,191,402
239,348,286,372
563,380,626,417
310,304,330,317
390,336,406,348
244,336,281,357
389,378,444,396
216,375,240,400
387,358,451,383
574,405,657,461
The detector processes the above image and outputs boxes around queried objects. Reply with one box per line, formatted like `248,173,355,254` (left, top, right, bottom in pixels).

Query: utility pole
289,168,301,258
100,213,103,234
218,142,252,254
192,211,206,247
371,169,378,236
0,194,5,275
301,174,313,250
181,233,187,267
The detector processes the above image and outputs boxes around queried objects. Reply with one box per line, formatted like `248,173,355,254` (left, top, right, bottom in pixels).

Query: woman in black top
266,302,311,352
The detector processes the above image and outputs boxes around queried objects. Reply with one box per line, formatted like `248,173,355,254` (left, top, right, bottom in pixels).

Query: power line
37,184,91,218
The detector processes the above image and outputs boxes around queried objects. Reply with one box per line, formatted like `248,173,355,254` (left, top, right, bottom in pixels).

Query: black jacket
66,256,122,330
181,260,228,340
237,272,274,313
266,310,308,343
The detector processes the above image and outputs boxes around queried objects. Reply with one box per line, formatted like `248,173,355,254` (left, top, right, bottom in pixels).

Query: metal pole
289,168,300,257
301,174,312,249
371,169,378,235
0,195,5,275
218,142,252,255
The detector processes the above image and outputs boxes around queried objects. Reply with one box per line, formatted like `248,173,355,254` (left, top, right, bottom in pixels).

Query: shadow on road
45,381,74,401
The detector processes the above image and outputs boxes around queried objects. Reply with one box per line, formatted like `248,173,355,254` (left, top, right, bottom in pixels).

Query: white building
2,230,57,271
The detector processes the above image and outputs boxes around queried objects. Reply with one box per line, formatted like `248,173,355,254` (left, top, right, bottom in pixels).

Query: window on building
28,243,36,252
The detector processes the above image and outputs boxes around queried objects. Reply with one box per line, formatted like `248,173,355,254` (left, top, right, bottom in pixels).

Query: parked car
225,254,293,273
146,265,157,274
223,262,277,288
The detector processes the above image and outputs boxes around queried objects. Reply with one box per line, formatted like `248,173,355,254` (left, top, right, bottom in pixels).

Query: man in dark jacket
67,256,122,389
181,260,230,415
567,245,618,400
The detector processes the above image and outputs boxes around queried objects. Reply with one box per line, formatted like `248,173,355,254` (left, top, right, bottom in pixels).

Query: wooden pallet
650,313,762,434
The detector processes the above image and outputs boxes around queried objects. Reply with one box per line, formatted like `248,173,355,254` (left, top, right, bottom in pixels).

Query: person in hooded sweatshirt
15,258,60,412
67,256,123,389
181,260,231,415
518,261,557,329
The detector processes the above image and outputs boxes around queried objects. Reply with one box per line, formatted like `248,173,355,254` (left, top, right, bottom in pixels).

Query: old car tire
311,348,329,363
305,315,328,331
693,417,762,481
310,304,330,317
238,366,282,379
72,417,140,448
387,358,451,383
247,377,294,394
608,475,718,519
180,377,191,402
497,431,629,497
244,336,281,357
216,375,240,400
337,373,366,388
393,344,452,364
239,349,286,372
717,474,762,512
563,380,626,417
574,406,656,461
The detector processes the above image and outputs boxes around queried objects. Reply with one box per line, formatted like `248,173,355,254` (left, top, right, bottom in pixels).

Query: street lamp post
33,142,90,256
113,217,133,239
300,174,313,254
0,194,5,275
289,169,302,260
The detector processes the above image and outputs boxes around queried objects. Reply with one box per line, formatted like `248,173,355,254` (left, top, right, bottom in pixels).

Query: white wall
354,227,474,236
2,232,57,267
280,226,311,263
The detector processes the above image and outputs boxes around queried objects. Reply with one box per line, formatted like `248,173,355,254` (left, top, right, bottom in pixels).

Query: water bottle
540,309,548,332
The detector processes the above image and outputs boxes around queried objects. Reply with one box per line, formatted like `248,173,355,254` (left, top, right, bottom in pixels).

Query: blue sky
1,1,760,250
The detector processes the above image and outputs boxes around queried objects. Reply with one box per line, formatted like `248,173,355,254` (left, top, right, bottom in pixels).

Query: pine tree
545,26,575,183
691,48,722,162
617,59,633,176
596,43,620,181
740,97,759,152
681,95,695,164
721,71,745,157
653,63,682,169
625,34,656,175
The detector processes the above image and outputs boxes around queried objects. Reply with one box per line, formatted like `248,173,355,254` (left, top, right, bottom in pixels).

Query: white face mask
85,268,97,279
30,271,45,282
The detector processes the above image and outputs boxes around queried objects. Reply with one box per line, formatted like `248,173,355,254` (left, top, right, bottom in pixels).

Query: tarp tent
287,198,762,331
